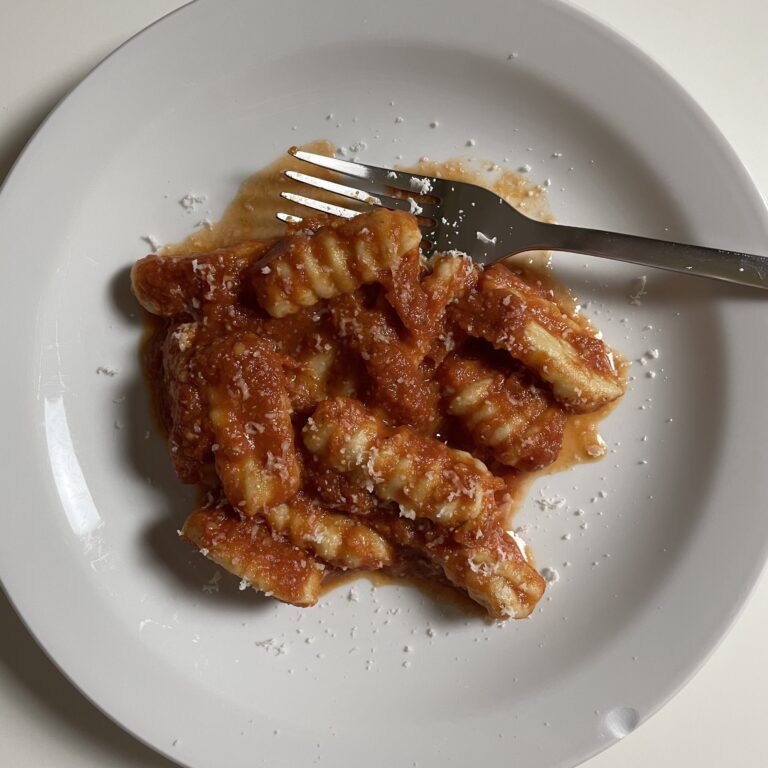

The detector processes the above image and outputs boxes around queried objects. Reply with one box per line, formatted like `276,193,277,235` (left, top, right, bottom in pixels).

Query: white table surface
1,1,766,766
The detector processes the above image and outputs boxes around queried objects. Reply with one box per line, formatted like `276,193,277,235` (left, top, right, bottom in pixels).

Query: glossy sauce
161,145,621,482
404,156,626,468
142,142,624,614
165,144,618,472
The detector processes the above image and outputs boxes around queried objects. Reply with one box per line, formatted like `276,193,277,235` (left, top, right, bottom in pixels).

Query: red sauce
132,142,626,619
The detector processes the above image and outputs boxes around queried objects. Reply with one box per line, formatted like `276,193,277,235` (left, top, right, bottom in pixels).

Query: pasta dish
131,160,625,620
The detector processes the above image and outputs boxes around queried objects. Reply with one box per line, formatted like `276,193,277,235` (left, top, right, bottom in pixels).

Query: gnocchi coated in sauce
131,154,624,620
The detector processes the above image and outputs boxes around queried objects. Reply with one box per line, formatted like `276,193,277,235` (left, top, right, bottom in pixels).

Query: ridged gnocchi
251,209,421,317
136,167,624,619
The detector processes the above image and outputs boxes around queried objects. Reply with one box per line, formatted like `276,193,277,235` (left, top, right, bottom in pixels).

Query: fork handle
536,222,768,290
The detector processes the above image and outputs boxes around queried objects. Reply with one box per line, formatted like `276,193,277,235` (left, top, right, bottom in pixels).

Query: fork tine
285,171,382,206
280,192,358,218
276,211,303,224
288,147,443,197
285,170,438,218
276,204,435,241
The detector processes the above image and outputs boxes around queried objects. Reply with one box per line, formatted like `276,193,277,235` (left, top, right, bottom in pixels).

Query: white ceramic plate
2,1,767,766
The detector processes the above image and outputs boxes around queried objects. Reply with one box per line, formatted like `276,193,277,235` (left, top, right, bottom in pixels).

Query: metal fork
277,147,768,290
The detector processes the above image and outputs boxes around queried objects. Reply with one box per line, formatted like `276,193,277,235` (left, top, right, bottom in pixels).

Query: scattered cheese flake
466,138,477,147
408,198,423,215
541,567,560,584
141,234,161,252
629,275,648,305
476,231,497,245
586,434,607,458
409,176,433,194
179,193,206,212
535,493,566,511
255,638,289,656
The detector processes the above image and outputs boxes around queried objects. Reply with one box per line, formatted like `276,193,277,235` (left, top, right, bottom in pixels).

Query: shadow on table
0,589,175,767
0,90,63,186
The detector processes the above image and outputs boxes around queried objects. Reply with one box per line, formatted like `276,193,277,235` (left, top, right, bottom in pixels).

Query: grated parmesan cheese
407,197,423,215
535,492,566,511
476,231,497,245
540,567,560,584
141,234,161,252
180,193,206,212
409,176,433,195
